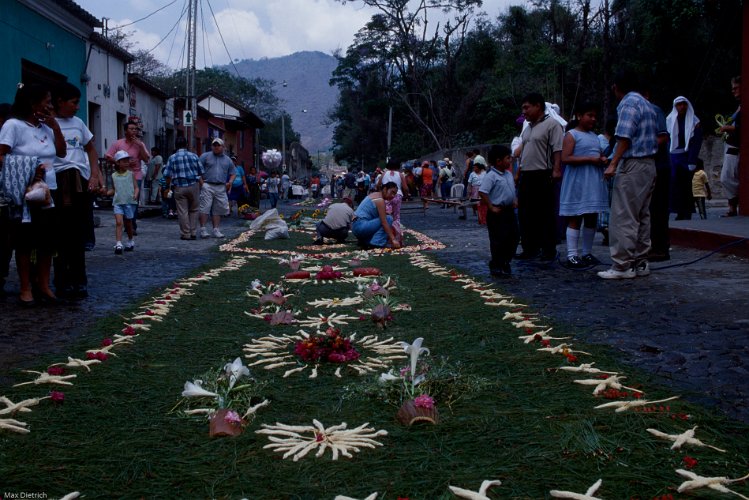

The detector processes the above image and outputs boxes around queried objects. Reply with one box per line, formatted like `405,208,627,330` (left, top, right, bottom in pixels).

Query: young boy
108,150,139,254
479,145,519,277
691,159,712,220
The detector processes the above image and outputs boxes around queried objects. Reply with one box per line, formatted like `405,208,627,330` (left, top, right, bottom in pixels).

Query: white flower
398,337,430,386
379,370,401,383
250,279,262,290
223,357,251,391
181,380,218,398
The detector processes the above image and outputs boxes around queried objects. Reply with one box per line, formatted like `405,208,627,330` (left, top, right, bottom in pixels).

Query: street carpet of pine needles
1,227,748,500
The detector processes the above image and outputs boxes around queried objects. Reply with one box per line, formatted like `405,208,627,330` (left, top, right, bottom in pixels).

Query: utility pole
185,0,198,150
386,106,393,162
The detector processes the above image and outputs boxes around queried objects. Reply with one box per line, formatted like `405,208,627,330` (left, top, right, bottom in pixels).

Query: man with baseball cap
198,138,235,238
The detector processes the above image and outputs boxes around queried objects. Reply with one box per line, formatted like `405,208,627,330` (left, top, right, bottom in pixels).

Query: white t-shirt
0,118,59,189
381,170,403,195
53,116,94,180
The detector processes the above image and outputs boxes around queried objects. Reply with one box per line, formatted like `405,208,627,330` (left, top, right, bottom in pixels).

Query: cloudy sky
76,0,521,68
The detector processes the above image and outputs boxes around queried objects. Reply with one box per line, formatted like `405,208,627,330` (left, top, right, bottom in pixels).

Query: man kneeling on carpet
352,182,402,249
313,198,355,244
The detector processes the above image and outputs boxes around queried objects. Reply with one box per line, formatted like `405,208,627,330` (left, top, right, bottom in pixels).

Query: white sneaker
124,240,135,252
212,227,224,238
199,227,210,239
635,261,650,277
114,242,123,255
597,267,636,280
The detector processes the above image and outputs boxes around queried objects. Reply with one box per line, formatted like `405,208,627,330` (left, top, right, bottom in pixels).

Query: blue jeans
352,215,393,247
269,192,279,208
441,180,453,200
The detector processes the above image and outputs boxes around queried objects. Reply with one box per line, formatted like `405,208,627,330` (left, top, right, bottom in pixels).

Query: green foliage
332,0,743,161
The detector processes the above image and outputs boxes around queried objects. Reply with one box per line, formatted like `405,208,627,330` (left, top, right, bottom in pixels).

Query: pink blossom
224,410,242,425
122,326,136,336
272,290,284,298
101,338,113,347
47,366,65,376
49,391,65,403
413,394,435,409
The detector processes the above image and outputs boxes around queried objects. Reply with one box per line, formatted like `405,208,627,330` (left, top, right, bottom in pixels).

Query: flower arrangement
239,204,259,220
294,327,361,364
316,265,343,281
177,357,269,437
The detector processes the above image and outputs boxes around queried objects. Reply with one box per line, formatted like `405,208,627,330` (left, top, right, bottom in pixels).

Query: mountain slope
232,51,339,152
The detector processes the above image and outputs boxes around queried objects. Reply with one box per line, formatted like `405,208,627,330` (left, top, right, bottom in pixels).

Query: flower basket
243,212,258,221
209,409,245,437
397,399,440,426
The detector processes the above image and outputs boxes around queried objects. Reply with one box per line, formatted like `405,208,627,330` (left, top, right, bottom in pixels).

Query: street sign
183,110,194,127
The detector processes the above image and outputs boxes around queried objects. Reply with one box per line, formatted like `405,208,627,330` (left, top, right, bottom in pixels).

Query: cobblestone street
1,200,748,423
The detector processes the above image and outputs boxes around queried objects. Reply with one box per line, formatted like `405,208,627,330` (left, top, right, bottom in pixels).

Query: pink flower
413,394,435,409
272,290,284,298
122,326,136,336
101,338,113,347
134,319,144,325
224,410,242,425
49,391,65,403
47,366,65,376
94,352,108,361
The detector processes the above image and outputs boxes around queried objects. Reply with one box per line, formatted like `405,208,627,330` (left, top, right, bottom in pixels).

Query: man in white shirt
313,198,355,244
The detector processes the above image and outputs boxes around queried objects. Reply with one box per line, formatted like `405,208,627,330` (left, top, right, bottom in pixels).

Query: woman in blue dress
352,182,402,249
560,102,609,268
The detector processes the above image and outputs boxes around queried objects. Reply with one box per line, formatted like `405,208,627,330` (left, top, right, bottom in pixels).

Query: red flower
101,338,113,347
145,310,155,316
541,339,551,347
359,315,366,321
632,391,643,399
49,391,65,403
566,354,578,363
682,455,698,469
88,351,108,361
47,366,65,376
122,326,136,336
533,333,542,342
134,319,144,325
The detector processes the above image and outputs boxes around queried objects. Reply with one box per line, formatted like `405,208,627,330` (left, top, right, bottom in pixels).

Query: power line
224,0,248,62
199,0,214,68
110,0,179,30
165,0,189,67
205,0,241,77
144,1,189,55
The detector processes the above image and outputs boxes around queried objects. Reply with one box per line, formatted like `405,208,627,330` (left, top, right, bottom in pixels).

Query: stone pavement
0,209,252,386
399,201,749,422
1,199,747,423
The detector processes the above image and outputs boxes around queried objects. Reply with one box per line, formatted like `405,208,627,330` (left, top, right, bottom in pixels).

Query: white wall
85,43,129,155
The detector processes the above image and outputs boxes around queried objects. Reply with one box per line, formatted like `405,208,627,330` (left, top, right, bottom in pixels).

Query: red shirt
106,138,150,180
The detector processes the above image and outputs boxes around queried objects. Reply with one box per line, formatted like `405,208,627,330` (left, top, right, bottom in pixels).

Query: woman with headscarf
666,96,703,220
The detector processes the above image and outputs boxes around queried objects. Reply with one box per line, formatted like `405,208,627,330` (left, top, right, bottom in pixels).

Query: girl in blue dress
560,103,609,267
352,182,401,249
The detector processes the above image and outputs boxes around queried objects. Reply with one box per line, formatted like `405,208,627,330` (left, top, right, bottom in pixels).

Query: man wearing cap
198,138,235,238
313,198,355,244
163,136,204,240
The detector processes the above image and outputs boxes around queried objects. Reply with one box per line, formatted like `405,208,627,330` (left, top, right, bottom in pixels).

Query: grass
1,232,748,499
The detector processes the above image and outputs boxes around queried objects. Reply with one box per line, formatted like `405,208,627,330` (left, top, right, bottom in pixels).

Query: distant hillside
232,51,339,152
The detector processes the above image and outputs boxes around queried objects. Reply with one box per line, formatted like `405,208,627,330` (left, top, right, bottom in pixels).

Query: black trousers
316,221,349,242
52,188,90,289
517,170,556,255
487,207,519,269
650,165,671,255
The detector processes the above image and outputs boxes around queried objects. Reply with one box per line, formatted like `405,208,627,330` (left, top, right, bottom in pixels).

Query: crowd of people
0,72,742,303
